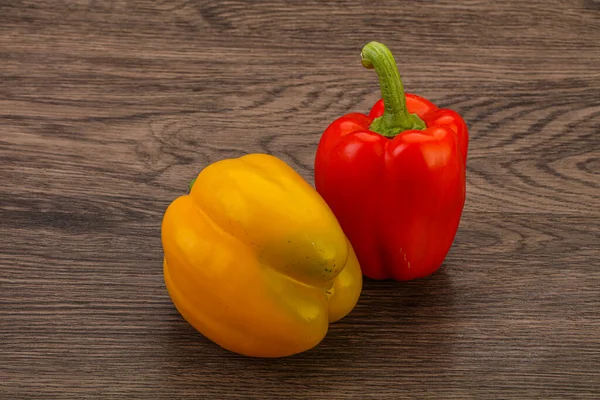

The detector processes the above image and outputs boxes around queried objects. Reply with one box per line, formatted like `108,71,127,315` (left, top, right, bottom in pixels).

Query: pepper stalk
361,41,426,137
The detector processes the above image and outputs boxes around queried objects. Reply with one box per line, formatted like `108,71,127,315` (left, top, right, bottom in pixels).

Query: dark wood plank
1,0,599,398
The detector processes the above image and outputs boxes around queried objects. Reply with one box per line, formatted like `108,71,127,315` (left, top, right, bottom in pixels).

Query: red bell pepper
314,41,468,281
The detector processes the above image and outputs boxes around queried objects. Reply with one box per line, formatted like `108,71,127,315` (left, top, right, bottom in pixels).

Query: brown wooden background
2,0,599,398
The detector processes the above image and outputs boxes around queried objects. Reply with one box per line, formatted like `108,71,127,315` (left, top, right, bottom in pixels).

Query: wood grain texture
1,0,599,398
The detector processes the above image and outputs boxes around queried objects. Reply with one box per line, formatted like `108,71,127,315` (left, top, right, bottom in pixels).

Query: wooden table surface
2,1,599,398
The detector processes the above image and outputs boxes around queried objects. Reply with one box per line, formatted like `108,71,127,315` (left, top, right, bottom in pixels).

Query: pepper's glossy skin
161,154,362,357
314,94,468,281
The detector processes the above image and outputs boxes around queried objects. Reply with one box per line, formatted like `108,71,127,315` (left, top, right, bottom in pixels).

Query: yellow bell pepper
161,153,362,357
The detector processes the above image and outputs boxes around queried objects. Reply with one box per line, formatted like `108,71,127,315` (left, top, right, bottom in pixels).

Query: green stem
361,41,426,137
188,177,196,192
